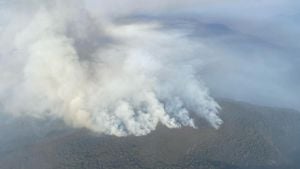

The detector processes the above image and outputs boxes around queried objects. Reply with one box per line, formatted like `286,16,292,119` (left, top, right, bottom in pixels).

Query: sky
0,0,299,136
83,0,300,110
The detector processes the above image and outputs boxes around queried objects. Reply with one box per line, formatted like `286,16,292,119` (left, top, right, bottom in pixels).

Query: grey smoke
0,0,222,136
1,0,299,136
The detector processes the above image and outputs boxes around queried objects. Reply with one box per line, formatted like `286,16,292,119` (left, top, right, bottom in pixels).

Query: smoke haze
0,0,299,136
0,0,223,136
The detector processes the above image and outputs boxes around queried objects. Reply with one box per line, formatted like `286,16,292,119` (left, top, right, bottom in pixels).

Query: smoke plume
0,0,223,136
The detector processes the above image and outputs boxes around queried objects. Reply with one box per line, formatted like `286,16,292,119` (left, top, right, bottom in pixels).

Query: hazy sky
116,0,300,110
83,0,300,110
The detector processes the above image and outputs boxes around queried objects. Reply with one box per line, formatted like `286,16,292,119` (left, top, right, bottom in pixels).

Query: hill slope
0,99,300,169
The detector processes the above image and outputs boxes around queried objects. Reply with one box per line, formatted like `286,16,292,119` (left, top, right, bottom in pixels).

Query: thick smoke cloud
1,0,299,136
0,0,222,136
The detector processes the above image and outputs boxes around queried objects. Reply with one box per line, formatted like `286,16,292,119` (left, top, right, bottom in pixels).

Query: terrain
0,99,300,169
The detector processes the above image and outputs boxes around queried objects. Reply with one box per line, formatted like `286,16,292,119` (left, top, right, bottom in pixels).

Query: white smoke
0,0,222,136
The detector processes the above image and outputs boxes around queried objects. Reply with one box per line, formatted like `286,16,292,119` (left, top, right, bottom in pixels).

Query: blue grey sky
117,0,300,110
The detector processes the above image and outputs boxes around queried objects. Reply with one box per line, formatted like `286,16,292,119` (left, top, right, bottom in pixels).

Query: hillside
0,99,300,169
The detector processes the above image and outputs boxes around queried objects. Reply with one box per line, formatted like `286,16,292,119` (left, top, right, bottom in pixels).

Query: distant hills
1,99,300,169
